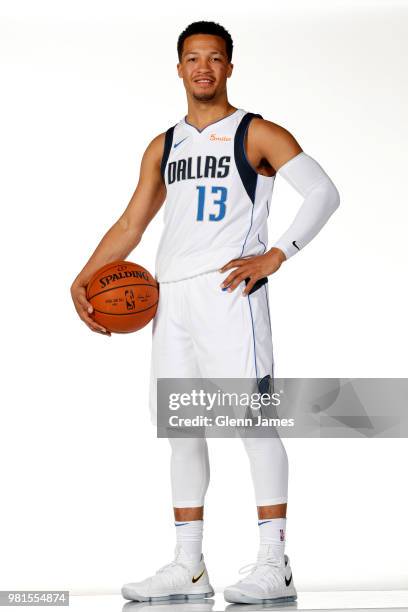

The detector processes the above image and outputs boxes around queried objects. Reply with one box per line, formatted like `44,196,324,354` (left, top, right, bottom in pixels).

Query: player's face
177,34,233,101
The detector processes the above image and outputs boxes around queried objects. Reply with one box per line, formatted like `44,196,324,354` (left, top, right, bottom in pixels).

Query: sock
175,520,203,564
258,517,286,561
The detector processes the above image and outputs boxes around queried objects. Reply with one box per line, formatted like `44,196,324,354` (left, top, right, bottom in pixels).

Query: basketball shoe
224,548,297,605
122,545,214,602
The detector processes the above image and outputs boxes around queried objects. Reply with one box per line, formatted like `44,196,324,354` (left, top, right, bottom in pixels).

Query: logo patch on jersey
280,528,285,541
173,136,189,148
209,133,231,142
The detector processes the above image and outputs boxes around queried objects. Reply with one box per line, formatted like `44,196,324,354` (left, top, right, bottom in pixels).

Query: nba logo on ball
125,289,136,311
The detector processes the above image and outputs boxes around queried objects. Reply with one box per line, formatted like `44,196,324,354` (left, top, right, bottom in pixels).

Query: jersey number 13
196,185,228,222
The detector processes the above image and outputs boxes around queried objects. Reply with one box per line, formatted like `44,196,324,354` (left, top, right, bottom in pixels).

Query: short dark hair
177,21,233,62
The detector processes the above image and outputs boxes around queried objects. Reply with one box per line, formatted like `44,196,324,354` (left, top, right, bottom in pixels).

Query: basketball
86,261,159,333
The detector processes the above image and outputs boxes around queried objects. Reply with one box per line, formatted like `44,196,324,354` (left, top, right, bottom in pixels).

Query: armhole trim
234,113,263,203
160,125,175,181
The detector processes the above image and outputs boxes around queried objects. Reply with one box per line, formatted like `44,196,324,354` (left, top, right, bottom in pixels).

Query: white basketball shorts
149,270,274,426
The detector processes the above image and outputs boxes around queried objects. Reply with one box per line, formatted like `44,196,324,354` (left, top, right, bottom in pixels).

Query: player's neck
185,100,237,131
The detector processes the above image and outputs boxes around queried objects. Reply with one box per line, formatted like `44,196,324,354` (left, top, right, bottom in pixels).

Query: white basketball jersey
155,108,275,282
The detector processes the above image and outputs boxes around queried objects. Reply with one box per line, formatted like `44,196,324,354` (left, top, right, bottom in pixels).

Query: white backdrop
0,0,407,594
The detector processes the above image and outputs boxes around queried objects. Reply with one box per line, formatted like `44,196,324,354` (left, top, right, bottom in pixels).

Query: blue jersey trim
263,283,272,334
257,233,267,253
234,112,262,204
239,200,255,258
183,108,240,133
235,112,262,259
160,125,175,180
247,294,259,380
263,284,275,390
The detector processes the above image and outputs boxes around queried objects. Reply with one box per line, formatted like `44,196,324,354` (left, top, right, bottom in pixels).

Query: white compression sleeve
273,152,340,259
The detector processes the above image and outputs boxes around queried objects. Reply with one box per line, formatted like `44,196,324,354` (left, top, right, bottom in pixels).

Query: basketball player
71,21,340,605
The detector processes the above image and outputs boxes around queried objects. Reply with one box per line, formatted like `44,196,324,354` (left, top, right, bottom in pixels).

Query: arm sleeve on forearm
272,151,340,259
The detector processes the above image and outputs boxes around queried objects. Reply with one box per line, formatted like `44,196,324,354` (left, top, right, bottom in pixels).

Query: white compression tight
168,435,288,508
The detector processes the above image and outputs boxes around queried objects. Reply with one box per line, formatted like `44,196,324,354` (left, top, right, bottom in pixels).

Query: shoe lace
155,547,191,588
156,557,190,575
238,557,283,591
157,560,182,573
238,562,258,576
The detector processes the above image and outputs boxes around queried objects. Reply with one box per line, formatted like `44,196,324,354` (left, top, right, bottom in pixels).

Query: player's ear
177,62,183,78
227,63,234,78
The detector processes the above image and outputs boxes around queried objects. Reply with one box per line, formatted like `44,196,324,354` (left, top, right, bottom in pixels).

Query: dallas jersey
155,108,275,282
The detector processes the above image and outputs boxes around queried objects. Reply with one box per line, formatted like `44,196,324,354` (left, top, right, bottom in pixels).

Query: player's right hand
70,280,111,336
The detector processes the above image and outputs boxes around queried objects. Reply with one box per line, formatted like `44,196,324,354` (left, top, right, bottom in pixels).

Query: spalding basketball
86,261,159,333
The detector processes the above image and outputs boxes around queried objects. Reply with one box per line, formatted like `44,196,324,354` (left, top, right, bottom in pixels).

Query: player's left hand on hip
219,248,286,296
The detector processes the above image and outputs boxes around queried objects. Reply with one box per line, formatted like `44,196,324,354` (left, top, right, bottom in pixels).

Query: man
71,20,340,605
